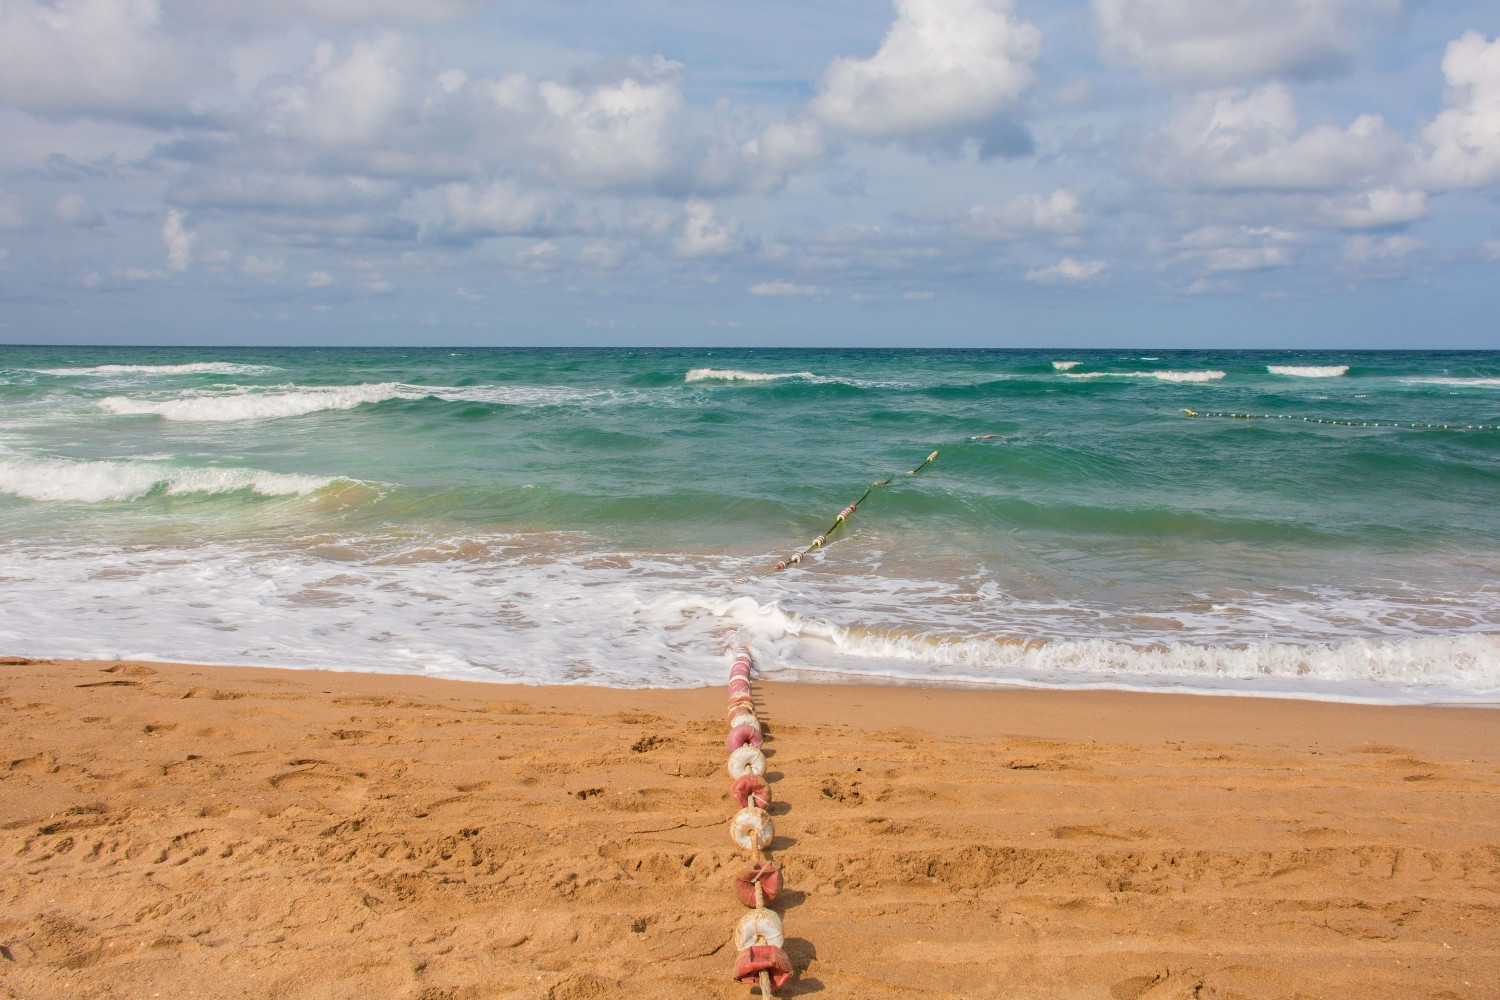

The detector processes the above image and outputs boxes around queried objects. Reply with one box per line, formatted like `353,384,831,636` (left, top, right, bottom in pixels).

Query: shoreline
3,656,1496,999
7,648,1499,709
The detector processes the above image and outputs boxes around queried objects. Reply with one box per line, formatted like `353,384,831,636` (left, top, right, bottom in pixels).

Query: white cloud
1318,187,1427,229
965,189,1085,238
1419,32,1500,189
1483,241,1500,261
749,281,826,296
0,0,199,118
169,173,407,214
674,200,743,257
53,193,104,228
307,270,334,286
697,118,831,195
161,209,196,271
264,34,414,149
240,255,286,276
1147,83,1406,191
1094,0,1401,86
121,266,167,280
442,180,555,238
1026,257,1106,282
902,290,935,299
473,58,685,190
187,0,491,21
811,0,1040,142
1343,233,1422,262
1204,246,1294,271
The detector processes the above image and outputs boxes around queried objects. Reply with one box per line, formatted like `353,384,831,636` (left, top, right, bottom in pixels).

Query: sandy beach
1,657,1496,1000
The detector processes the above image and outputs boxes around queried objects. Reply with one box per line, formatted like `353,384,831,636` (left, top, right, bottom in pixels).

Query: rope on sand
1181,409,1500,432
723,640,789,997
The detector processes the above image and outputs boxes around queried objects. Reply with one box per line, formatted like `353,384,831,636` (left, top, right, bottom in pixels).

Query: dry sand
1,656,1497,1000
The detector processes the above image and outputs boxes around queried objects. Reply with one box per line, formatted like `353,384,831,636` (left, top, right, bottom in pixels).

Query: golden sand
1,657,1496,999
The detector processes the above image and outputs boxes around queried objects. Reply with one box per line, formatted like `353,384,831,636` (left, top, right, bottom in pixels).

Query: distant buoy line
1181,409,1499,432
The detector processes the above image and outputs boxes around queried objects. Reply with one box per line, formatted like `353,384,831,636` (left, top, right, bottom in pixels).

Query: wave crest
32,362,278,376
1064,370,1226,383
0,455,339,503
685,368,815,383
1268,365,1349,377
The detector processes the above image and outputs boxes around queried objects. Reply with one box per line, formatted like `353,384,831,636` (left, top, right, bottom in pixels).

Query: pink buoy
730,663,752,681
733,945,792,989
726,724,763,752
728,679,751,700
731,773,771,810
733,860,781,907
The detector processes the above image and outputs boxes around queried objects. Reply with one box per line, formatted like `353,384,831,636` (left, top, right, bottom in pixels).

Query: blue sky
0,0,1497,347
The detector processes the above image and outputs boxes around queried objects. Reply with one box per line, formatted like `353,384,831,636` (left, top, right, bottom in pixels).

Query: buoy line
1182,408,1500,432
719,448,941,994
722,638,789,997
735,450,939,582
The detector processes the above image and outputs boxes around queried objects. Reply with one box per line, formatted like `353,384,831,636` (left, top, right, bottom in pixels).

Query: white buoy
730,806,775,851
729,711,762,733
728,744,767,778
736,909,785,949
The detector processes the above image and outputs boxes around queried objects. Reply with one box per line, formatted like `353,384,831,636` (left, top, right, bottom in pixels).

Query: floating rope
722,639,790,998
1181,409,1500,432
765,450,939,574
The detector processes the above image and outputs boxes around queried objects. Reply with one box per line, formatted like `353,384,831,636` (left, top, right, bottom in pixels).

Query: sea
1,346,1497,705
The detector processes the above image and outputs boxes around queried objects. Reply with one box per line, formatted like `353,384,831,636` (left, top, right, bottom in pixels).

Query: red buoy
731,773,771,810
726,724,763,752
732,860,781,907
733,945,793,988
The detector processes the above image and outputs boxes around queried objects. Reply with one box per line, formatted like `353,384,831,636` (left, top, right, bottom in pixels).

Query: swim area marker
1182,409,1500,432
721,448,940,995
767,450,939,574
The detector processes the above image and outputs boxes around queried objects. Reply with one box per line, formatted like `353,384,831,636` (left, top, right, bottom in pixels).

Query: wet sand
1,656,1496,999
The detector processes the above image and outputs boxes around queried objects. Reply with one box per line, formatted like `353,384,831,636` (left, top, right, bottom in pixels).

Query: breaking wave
0,455,339,503
1051,361,1080,370
97,383,619,422
1268,365,1349,377
1064,370,1227,383
32,362,278,376
685,368,815,383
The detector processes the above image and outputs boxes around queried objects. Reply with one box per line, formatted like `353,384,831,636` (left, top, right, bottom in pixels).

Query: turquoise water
1,346,1497,702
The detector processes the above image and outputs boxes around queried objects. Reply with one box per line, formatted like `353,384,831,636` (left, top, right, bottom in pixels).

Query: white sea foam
1051,360,1079,370
98,382,617,422
1065,370,1226,383
1268,365,1349,377
32,362,278,376
685,368,815,382
0,455,338,502
100,382,415,421
1,535,1496,703
1401,377,1500,388
715,597,1500,703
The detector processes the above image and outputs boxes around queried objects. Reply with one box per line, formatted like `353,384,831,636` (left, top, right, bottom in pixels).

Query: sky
0,0,1498,348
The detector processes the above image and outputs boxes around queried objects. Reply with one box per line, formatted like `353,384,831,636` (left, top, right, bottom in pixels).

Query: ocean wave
1051,360,1080,371
716,597,1500,703
100,382,414,421
1064,370,1226,383
32,362,278,376
1268,365,1349,377
1401,377,1500,388
0,455,338,502
98,382,620,422
685,368,815,383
